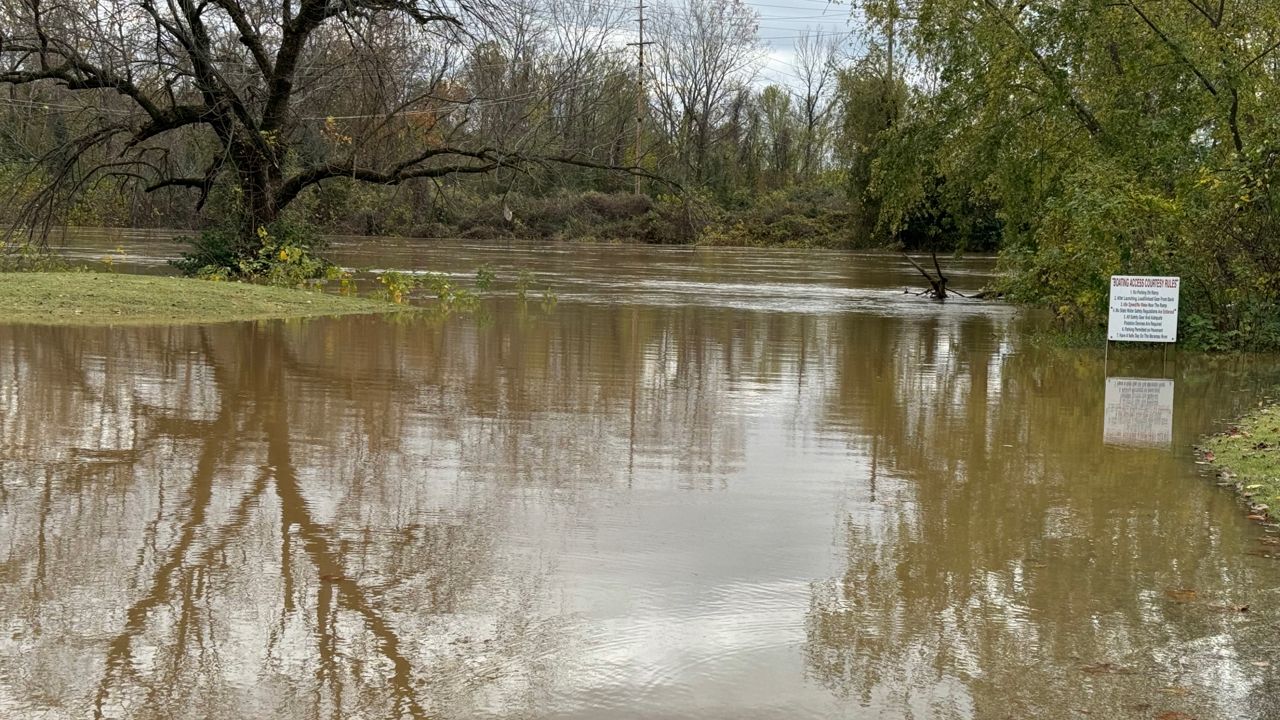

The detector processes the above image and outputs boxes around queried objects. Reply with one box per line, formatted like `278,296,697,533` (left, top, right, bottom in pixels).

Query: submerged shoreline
1200,400,1280,525
0,272,400,325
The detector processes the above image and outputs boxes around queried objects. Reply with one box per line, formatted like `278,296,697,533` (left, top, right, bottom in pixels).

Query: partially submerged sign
1103,377,1174,448
1108,276,1180,343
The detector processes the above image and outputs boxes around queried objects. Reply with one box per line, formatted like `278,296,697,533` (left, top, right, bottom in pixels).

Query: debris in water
1080,661,1135,675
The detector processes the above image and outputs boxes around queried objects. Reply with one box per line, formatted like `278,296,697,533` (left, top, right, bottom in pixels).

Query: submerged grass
1201,400,1280,524
0,272,400,325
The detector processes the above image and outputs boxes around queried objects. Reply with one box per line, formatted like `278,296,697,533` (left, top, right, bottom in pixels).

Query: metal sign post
1101,276,1181,446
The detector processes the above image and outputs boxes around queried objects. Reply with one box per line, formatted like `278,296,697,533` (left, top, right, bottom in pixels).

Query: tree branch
1126,0,1218,97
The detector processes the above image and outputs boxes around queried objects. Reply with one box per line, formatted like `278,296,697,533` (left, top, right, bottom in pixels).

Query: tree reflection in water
0,320,558,720
806,313,1280,719
2,297,1280,720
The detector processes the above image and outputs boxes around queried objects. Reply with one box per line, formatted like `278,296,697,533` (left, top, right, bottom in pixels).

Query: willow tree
0,0,649,271
863,0,1280,347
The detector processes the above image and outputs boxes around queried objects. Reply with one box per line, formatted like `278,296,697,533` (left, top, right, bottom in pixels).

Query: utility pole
627,0,652,195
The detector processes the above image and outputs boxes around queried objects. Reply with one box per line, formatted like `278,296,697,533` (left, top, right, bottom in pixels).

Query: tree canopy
864,0,1280,347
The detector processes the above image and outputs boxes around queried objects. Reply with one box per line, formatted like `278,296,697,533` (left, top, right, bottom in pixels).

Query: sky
746,0,862,86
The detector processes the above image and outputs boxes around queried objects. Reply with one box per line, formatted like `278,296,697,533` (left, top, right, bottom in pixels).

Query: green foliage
834,64,905,242
420,272,480,312
374,271,416,304
0,237,68,272
372,266,524,316
173,218,332,286
514,269,557,311
699,186,858,248
862,0,1280,350
515,270,535,302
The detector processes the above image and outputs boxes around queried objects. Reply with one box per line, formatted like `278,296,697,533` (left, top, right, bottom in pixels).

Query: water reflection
1104,377,1176,448
3,245,1280,719
809,334,1280,719
0,321,562,719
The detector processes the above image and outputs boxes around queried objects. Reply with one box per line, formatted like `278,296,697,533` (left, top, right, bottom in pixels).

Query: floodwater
3,232,1280,719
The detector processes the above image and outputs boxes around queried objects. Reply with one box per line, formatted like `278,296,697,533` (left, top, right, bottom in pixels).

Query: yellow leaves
323,117,353,145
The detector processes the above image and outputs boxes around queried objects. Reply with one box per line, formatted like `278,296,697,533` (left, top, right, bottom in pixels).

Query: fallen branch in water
903,252,968,299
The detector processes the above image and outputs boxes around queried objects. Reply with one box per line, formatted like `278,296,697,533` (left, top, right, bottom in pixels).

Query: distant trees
648,0,762,187
832,61,904,241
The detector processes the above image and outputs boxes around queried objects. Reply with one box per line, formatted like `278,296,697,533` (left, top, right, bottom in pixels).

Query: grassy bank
1201,401,1280,524
0,272,399,325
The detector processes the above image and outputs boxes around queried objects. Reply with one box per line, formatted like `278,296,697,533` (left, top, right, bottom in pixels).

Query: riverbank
0,272,399,325
1200,401,1280,524
354,190,882,249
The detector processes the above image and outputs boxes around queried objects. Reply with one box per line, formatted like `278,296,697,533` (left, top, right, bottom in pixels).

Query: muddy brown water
2,232,1280,719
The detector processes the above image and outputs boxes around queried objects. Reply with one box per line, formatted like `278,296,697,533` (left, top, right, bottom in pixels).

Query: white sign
1108,275,1180,342
1103,377,1174,448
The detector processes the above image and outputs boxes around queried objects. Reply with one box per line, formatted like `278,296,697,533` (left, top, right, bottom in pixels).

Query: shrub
172,218,334,286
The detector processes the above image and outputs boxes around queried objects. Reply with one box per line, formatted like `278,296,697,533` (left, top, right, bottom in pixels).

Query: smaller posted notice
1108,275,1180,342
1103,377,1174,448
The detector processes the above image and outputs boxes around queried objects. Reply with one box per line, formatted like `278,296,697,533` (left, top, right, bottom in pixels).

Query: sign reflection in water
1103,377,1176,448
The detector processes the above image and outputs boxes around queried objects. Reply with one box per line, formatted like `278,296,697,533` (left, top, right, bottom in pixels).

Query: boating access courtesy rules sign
1108,275,1180,343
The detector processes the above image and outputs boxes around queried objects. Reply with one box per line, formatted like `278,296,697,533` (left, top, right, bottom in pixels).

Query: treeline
2,0,1279,348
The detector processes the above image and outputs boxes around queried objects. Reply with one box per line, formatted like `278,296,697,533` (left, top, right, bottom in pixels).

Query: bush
997,152,1280,352
172,218,334,286
699,186,857,248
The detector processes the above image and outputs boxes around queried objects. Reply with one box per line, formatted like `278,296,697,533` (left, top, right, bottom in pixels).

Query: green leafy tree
862,0,1280,347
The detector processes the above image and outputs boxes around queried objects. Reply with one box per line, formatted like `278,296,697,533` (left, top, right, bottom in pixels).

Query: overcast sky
748,0,861,86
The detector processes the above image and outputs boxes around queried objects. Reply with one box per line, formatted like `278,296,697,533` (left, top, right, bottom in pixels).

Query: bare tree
0,0,653,269
647,0,761,184
793,28,841,182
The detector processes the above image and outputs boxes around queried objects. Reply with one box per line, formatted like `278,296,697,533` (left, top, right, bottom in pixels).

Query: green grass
0,272,401,325
1202,402,1280,523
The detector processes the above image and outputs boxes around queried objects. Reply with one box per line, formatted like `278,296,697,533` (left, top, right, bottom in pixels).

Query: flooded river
3,233,1280,719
